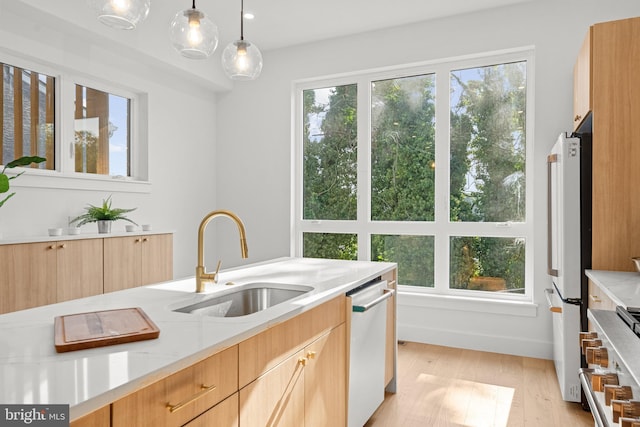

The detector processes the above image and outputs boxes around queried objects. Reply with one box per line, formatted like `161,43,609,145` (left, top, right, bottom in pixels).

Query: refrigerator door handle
544,288,562,313
547,153,559,277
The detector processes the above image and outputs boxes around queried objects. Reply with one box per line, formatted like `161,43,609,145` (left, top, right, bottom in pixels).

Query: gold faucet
196,210,249,293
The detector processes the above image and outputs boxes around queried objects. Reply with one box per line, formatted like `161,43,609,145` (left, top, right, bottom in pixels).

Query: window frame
0,49,150,194
292,47,535,304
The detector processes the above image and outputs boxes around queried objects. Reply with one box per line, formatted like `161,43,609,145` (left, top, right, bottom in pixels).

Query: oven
580,307,640,426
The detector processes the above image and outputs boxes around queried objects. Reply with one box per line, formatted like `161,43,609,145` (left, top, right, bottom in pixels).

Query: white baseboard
398,322,554,360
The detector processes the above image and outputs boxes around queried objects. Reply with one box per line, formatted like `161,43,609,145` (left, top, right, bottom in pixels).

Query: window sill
9,170,151,194
397,289,538,317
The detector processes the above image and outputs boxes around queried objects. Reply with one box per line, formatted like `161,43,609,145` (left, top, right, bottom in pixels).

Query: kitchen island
0,257,396,425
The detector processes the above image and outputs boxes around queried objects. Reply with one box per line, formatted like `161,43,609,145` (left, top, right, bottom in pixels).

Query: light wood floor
365,342,594,427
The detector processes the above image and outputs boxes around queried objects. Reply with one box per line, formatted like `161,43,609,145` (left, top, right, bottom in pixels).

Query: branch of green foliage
0,156,47,208
70,195,138,227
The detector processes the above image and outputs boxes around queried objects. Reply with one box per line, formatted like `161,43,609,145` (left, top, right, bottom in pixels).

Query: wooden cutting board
54,307,160,353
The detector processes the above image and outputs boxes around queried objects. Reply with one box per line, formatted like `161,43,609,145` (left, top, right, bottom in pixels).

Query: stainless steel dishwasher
347,279,394,427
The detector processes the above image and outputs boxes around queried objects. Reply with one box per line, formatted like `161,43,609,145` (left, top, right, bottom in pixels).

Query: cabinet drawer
183,393,238,427
112,345,238,427
239,295,346,388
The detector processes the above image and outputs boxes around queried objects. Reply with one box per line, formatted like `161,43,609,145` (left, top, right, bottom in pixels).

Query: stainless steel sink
173,283,313,317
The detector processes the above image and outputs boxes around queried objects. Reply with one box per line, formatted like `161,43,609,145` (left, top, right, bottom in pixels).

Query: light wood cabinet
239,324,346,427
239,295,347,427
238,295,346,388
239,348,306,427
0,242,56,313
584,17,640,273
0,233,172,313
0,239,103,313
183,393,239,427
56,239,104,303
587,279,616,312
382,269,397,390
104,233,173,293
573,30,591,130
304,323,346,427
70,405,110,427
112,345,238,427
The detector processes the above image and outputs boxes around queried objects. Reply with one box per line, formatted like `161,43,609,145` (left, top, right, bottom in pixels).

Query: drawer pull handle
307,351,316,360
590,294,602,303
166,384,217,413
298,357,308,367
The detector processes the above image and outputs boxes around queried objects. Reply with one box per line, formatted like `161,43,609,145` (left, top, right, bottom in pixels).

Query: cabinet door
56,239,104,302
104,236,142,293
141,233,173,285
184,393,238,427
573,29,592,130
239,295,346,388
112,346,238,427
382,270,397,390
239,349,306,427
591,17,640,271
70,405,110,427
304,324,347,427
0,243,56,313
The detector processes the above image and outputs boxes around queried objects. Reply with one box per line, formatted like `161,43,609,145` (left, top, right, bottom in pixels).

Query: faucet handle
213,260,222,284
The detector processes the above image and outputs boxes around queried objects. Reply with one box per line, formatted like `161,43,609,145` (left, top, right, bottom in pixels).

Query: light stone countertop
0,229,174,245
585,270,640,308
0,256,396,421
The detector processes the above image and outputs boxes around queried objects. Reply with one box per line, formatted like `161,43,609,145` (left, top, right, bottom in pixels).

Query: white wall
216,0,640,358
0,1,221,279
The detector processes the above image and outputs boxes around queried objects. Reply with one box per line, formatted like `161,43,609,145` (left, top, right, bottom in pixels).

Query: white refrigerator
545,132,590,403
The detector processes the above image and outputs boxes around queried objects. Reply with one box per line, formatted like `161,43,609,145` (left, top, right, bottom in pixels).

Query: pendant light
221,0,263,80
169,1,219,59
87,0,150,30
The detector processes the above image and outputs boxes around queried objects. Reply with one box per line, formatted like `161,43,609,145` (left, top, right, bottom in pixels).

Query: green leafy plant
0,156,47,208
70,195,137,226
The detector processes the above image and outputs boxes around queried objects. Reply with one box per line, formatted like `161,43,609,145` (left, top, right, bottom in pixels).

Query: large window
294,50,533,300
1,62,55,170
0,53,142,189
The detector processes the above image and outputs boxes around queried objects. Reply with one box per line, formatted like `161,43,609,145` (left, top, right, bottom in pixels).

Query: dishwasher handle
353,289,394,313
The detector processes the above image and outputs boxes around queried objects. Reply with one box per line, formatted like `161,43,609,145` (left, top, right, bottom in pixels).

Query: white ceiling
20,0,532,52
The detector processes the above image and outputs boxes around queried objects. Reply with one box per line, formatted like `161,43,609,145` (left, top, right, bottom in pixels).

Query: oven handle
543,288,562,313
578,368,607,427
352,289,394,313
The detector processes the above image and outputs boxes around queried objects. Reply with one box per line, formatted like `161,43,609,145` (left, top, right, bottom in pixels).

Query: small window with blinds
1,62,55,170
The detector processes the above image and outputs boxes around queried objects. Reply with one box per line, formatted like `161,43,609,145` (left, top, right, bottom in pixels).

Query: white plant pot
97,220,112,234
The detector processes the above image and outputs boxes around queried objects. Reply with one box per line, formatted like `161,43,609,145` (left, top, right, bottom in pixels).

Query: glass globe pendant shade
87,0,150,30
170,8,219,59
221,40,263,80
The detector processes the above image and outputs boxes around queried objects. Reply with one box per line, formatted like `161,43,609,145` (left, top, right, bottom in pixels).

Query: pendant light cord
192,0,196,9
240,0,244,41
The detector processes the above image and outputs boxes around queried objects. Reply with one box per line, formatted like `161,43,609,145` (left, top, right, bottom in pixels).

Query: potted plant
0,156,47,208
70,195,137,234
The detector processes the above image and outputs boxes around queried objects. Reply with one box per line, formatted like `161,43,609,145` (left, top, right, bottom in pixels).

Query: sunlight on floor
417,373,515,427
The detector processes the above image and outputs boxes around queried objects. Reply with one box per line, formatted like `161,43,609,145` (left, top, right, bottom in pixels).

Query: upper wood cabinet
581,17,640,271
573,30,592,130
104,233,173,293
